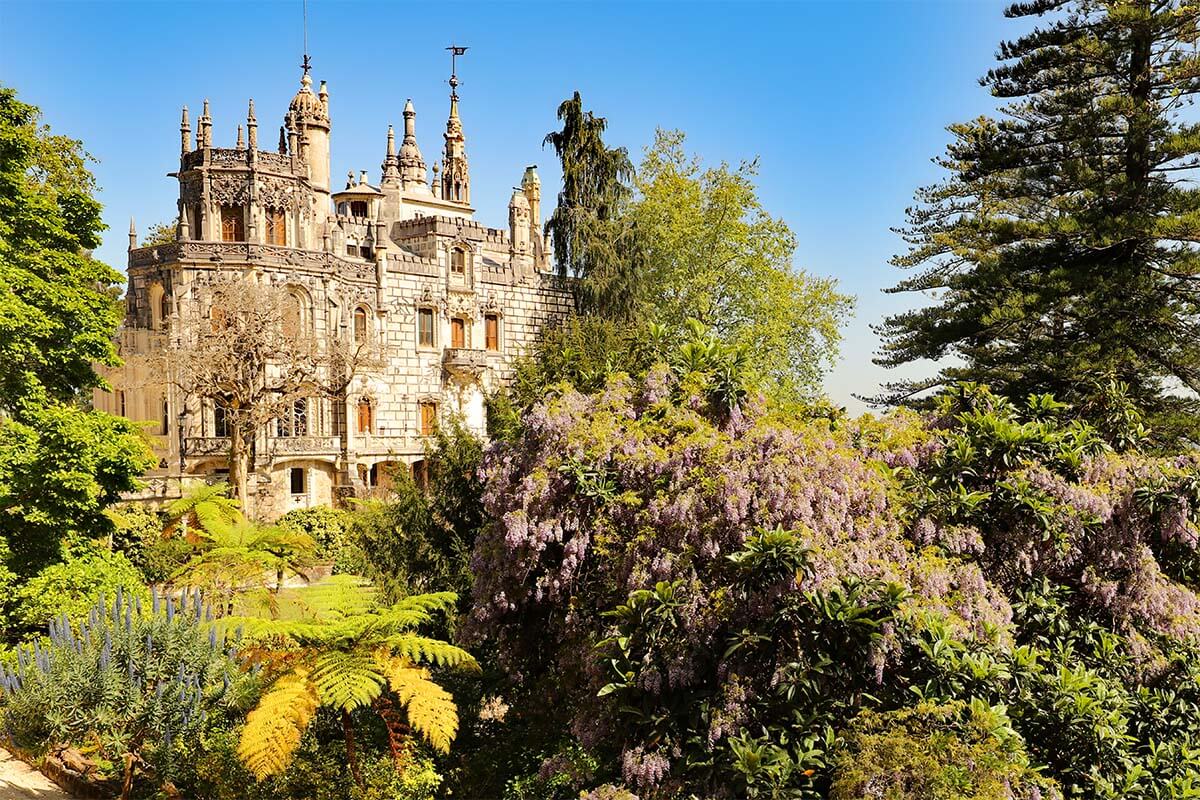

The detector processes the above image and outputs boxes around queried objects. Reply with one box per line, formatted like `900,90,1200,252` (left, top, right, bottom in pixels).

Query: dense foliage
0,85,152,573
878,0,1200,443
466,367,1200,798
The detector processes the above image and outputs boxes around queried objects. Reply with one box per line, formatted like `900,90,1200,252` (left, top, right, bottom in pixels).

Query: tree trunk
229,423,251,510
342,710,362,787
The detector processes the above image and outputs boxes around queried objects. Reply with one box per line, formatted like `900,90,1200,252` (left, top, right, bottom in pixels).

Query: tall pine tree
877,0,1200,442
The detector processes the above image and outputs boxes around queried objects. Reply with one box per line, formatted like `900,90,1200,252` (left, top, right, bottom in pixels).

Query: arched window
357,398,374,434
450,247,466,275
277,398,308,438
353,306,369,344
266,209,287,246
220,206,245,242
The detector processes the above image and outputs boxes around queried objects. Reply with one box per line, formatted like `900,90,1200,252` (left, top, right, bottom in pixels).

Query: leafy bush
11,543,148,635
277,506,353,565
0,586,255,794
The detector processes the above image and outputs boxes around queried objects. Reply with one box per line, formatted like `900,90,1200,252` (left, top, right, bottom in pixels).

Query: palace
96,57,573,518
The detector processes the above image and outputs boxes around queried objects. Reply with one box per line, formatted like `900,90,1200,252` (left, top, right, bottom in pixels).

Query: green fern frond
385,633,479,670
238,668,319,780
378,656,459,753
311,650,386,711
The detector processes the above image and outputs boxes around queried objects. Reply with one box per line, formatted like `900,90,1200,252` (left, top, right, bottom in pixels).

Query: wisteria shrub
467,372,1200,798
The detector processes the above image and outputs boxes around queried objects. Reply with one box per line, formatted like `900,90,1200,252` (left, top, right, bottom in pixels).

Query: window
213,400,229,437
210,305,227,332
289,467,306,496
353,306,369,344
277,399,308,438
283,293,304,337
360,245,373,260
220,206,245,242
450,317,466,349
116,390,126,417
419,401,437,436
485,314,499,352
346,245,358,257
411,459,428,490
450,247,466,275
417,308,435,347
266,209,287,246
350,200,368,218
357,399,374,434
161,396,169,435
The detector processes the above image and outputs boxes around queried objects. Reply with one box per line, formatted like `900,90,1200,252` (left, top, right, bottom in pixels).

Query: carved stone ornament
180,178,203,204
210,174,251,206
257,176,299,211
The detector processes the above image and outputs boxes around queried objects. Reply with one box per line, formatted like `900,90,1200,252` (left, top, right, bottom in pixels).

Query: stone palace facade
95,59,572,518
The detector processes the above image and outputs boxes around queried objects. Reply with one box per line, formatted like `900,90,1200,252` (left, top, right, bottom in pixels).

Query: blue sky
0,0,1025,411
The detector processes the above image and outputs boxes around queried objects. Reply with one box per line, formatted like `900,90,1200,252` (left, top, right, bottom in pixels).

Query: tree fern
237,668,320,780
231,576,477,783
380,656,459,753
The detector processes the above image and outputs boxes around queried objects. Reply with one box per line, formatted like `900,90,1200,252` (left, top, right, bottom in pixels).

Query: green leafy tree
12,543,147,636
632,129,853,397
0,85,153,572
877,1,1200,442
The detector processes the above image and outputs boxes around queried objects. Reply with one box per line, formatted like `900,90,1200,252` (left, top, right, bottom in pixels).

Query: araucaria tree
878,0,1200,440
136,278,380,508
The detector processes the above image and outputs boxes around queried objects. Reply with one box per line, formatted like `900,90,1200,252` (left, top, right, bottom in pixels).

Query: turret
400,99,430,193
521,165,543,256
287,61,331,203
441,55,470,204
180,106,191,155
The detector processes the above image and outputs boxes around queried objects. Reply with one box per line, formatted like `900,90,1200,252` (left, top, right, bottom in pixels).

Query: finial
202,98,210,117
180,106,191,154
386,125,395,157
181,106,190,127
247,98,256,122
446,45,468,100
128,217,137,250
318,80,328,99
236,124,245,149
279,125,288,154
347,169,355,188
301,53,311,77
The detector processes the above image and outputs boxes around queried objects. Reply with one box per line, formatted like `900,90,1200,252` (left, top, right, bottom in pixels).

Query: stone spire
128,217,137,250
198,99,212,149
442,52,470,204
236,124,245,149
247,99,258,151
381,124,400,186
180,106,191,154
399,98,429,192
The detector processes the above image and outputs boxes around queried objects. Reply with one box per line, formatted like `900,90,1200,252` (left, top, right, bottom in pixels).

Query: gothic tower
442,67,470,204
287,59,331,211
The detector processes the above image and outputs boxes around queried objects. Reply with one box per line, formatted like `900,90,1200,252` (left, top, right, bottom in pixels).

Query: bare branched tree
127,277,383,507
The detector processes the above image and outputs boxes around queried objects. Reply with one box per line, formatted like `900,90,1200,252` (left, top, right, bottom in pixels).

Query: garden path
0,750,72,799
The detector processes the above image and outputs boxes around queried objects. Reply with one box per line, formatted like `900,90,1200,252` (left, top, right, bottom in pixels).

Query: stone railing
268,435,342,456
128,241,378,282
181,148,294,174
355,434,416,457
443,347,489,379
183,436,230,457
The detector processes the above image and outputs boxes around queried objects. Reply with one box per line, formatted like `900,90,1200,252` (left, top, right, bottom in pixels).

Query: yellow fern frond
311,650,386,711
378,656,460,753
238,668,319,780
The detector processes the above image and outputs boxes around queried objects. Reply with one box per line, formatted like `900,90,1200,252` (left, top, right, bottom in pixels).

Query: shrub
11,543,148,635
0,587,255,794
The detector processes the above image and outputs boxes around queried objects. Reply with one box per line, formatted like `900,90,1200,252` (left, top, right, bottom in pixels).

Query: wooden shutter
485,314,499,351
451,318,465,348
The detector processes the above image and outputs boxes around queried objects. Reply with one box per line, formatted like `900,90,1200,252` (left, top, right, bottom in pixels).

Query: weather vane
446,44,468,94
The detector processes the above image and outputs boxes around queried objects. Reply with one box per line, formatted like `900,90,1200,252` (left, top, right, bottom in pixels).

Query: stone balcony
443,347,489,380
268,435,342,457
182,436,230,457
